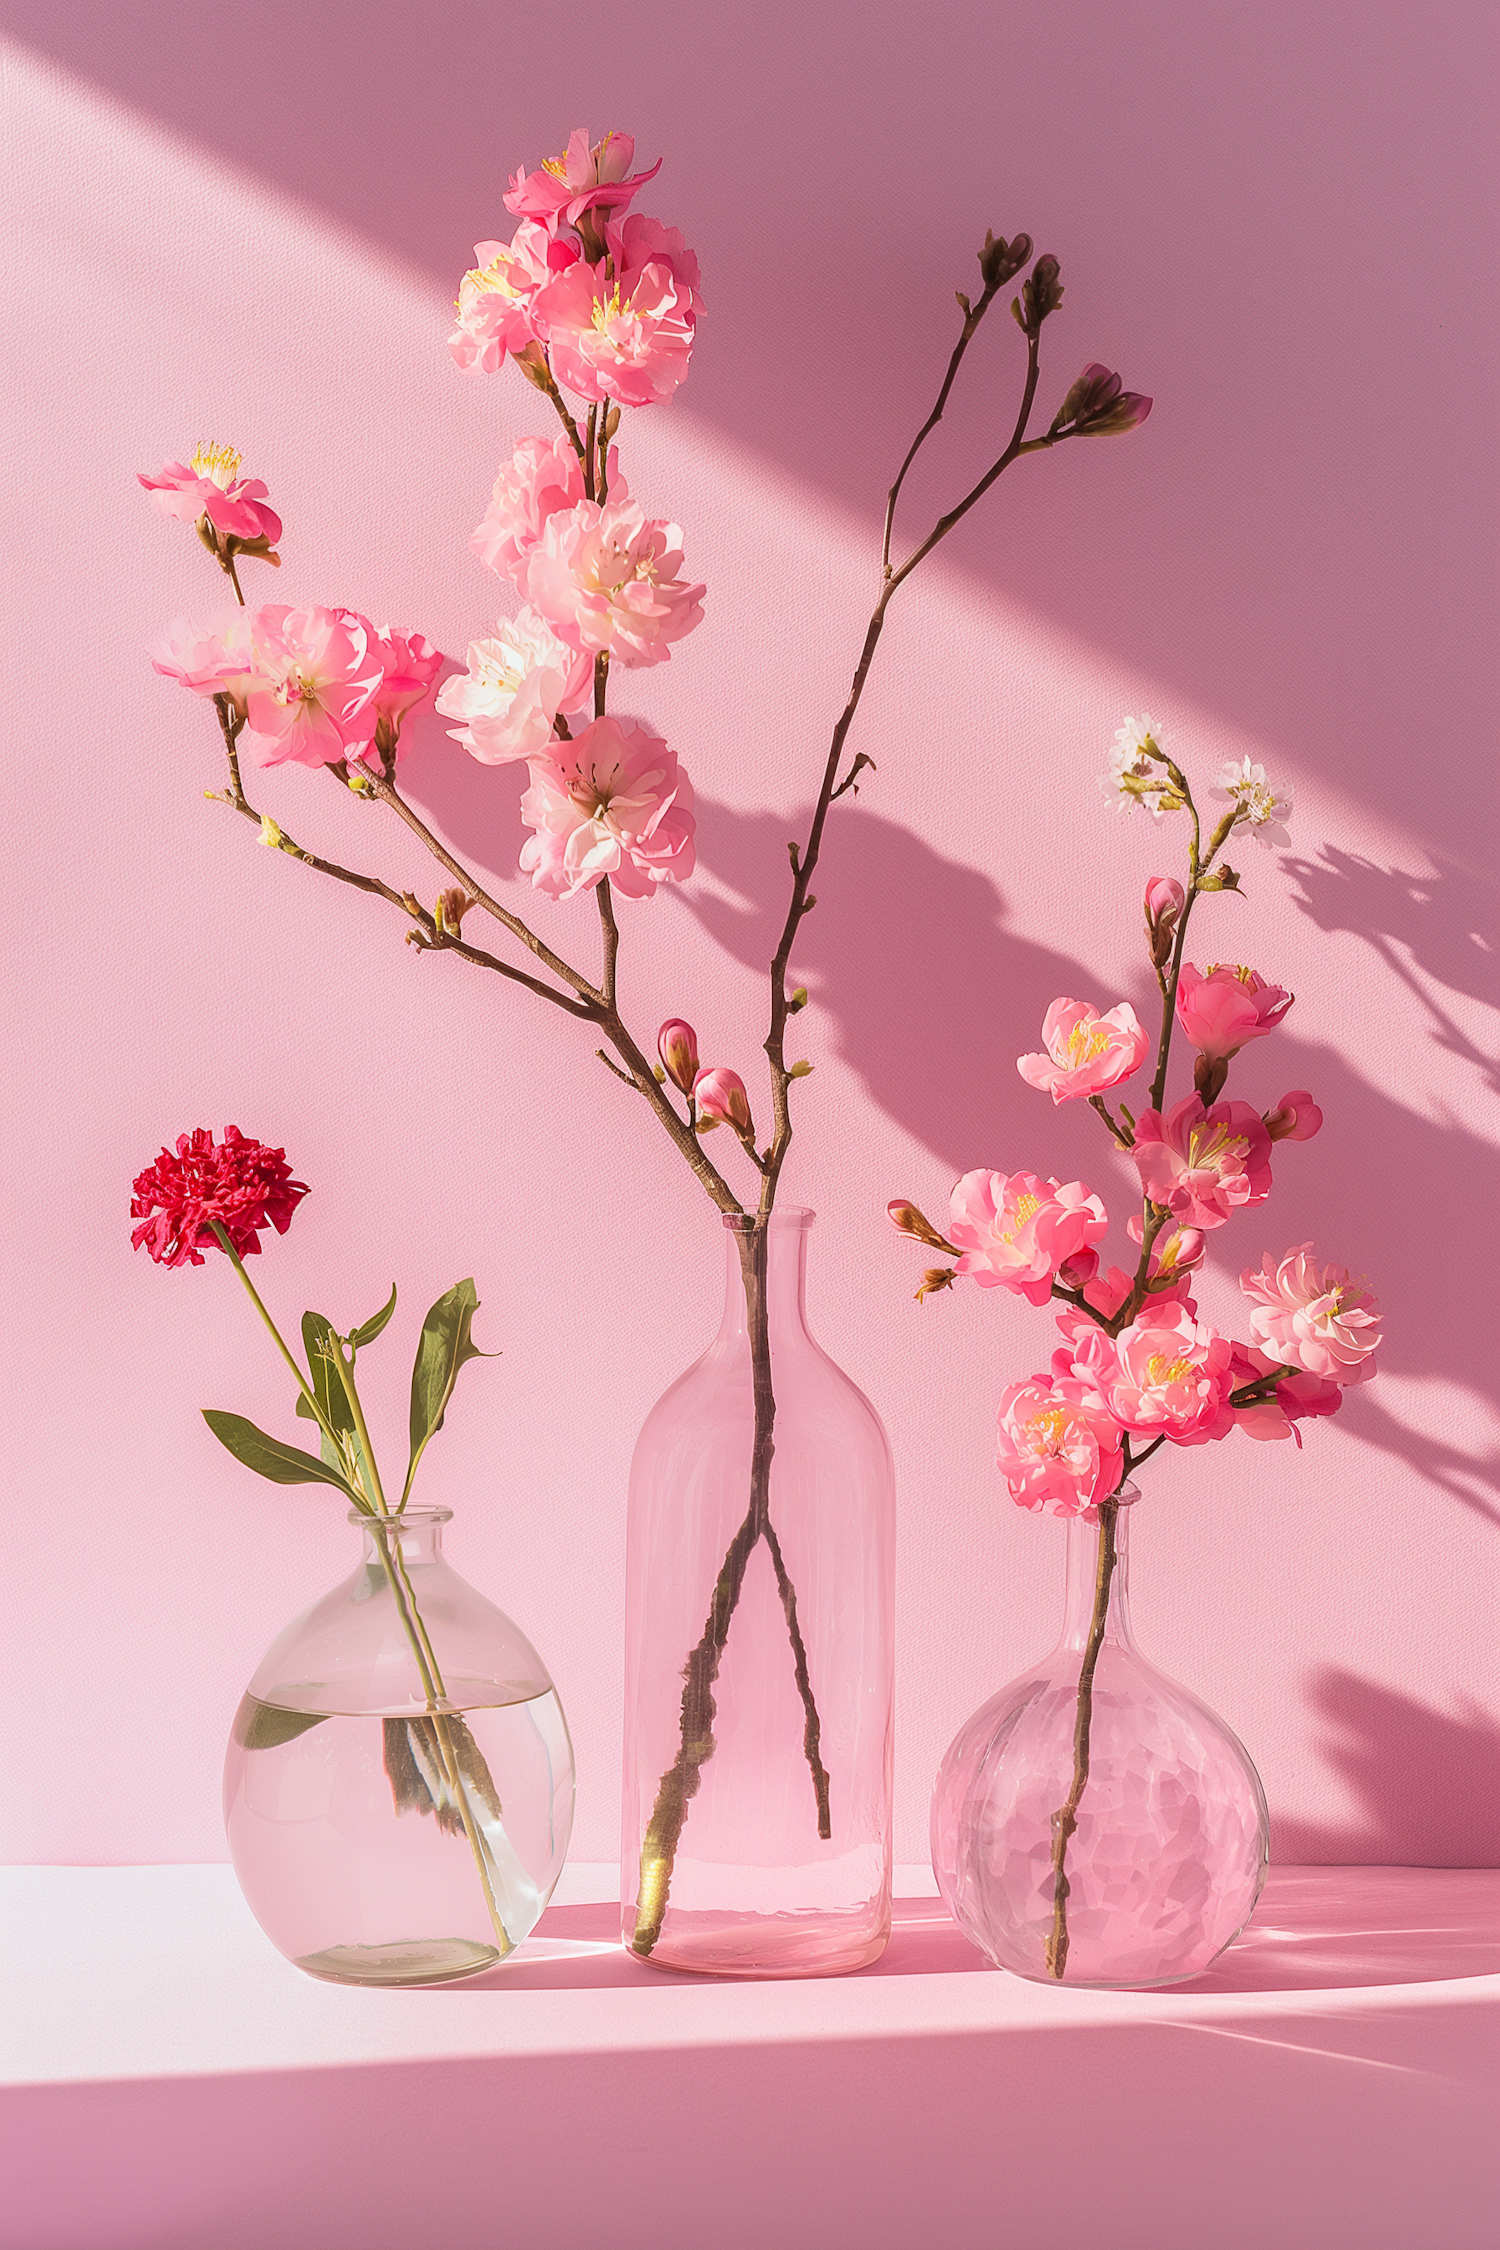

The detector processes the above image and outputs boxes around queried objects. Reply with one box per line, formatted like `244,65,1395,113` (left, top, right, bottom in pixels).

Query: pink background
3,0,1496,1873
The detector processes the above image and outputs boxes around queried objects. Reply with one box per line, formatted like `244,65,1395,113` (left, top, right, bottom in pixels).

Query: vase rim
721,1205,814,1232
347,1504,454,1529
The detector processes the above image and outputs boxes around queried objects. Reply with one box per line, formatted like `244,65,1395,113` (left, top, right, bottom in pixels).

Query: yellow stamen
1063,1020,1113,1067
190,441,242,489
1146,1352,1196,1387
1000,1191,1043,1246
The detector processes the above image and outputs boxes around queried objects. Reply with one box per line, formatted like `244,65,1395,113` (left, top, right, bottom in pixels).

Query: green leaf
233,1693,329,1751
203,1409,359,1496
406,1279,496,1498
349,1284,398,1351
297,1312,357,1439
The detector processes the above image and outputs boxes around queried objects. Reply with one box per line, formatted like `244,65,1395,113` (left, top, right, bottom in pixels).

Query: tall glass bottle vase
621,1208,896,1975
225,1505,575,1985
931,1489,1268,1987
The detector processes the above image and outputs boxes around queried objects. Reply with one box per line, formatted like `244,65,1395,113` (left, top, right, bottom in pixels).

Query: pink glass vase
621,1208,896,1975
224,1506,575,1985
932,1489,1268,1986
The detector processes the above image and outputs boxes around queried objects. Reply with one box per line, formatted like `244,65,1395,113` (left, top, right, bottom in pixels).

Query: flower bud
979,230,1033,290
915,1266,957,1304
1193,1051,1230,1105
1144,874,1186,969
886,1200,954,1254
258,814,284,850
1264,1089,1323,1143
435,887,471,937
1053,363,1153,438
693,1065,753,1136
1014,254,1063,336
788,1059,814,1079
513,341,552,391
657,1017,700,1094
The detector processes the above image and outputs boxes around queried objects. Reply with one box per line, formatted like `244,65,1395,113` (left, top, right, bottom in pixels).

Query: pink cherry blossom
448,224,578,374
658,1019,700,1092
1227,1344,1344,1444
1175,962,1292,1060
369,628,443,760
1081,1226,1203,1320
435,609,592,764
1063,1301,1236,1446
1264,1089,1323,1143
1016,998,1150,1103
521,497,705,667
138,444,282,546
1241,1246,1383,1385
994,1374,1125,1518
470,435,598,584
693,1066,753,1133
1132,1094,1273,1231
948,1169,1108,1307
504,128,662,233
150,611,257,716
242,606,384,769
518,717,695,900
532,214,701,408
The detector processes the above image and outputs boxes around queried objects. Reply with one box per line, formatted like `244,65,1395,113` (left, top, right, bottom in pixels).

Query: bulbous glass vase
932,1489,1268,1987
621,1209,896,1976
224,1506,575,1985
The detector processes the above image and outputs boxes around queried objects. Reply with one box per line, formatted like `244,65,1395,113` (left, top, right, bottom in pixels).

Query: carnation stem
1045,1492,1119,1980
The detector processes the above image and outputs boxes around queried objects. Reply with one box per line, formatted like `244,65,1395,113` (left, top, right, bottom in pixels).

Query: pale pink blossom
1264,1089,1323,1143
532,214,701,407
435,610,592,764
994,1374,1125,1518
1241,1246,1383,1386
369,628,443,761
138,444,282,546
1175,962,1292,1060
948,1169,1108,1307
1210,757,1292,849
448,224,577,374
518,717,695,899
242,606,384,768
1017,998,1150,1103
1132,1094,1273,1231
150,611,257,716
470,435,599,583
521,497,704,667
693,1066,753,1133
1063,1300,1236,1446
1100,714,1182,820
1227,1344,1344,1444
658,1019,700,1092
504,128,661,233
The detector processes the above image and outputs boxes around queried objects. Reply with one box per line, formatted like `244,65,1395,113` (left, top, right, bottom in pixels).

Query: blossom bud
693,1066,753,1136
258,814,284,850
513,342,552,391
434,887,471,937
1057,1247,1100,1291
886,1200,954,1254
1014,254,1063,335
657,1018,700,1094
915,1266,957,1304
1144,874,1186,969
979,230,1033,290
788,1060,814,1079
787,986,808,1013
1194,1051,1230,1105
1053,363,1153,439
1264,1089,1323,1143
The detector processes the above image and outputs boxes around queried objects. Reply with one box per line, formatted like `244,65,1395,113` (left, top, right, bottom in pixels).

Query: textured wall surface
3,0,1496,1868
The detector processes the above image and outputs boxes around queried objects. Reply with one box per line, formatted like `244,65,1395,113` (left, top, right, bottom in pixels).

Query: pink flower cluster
449,129,702,411
151,606,442,768
948,1169,1107,1305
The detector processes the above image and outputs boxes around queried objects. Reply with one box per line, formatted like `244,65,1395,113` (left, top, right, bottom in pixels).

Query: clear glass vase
931,1488,1268,1987
224,1506,575,1985
621,1208,896,1976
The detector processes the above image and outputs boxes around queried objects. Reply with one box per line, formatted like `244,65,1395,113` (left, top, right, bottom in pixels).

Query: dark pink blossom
504,127,662,234
1132,1094,1273,1231
1175,962,1293,1061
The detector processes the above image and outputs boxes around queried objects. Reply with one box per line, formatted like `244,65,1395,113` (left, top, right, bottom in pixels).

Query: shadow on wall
1277,1668,1500,1867
8,0,1496,868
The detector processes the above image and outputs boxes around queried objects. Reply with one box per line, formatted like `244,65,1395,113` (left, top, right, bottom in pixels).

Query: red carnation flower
130,1126,309,1268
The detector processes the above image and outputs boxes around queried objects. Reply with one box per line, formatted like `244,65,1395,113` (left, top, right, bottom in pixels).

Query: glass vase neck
1058,1489,1138,1653
717,1207,814,1344
349,1506,452,1568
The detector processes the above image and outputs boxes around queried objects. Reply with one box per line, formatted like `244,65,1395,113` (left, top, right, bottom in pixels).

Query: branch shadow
10,0,1495,867
1274,1668,1500,1869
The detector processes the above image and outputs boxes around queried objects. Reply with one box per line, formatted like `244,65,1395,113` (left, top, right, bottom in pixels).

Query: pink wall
3,1,1496,1868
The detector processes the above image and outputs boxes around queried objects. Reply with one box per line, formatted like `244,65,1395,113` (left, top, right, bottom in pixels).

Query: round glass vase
224,1506,575,1986
932,1488,1268,1988
621,1208,896,1976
